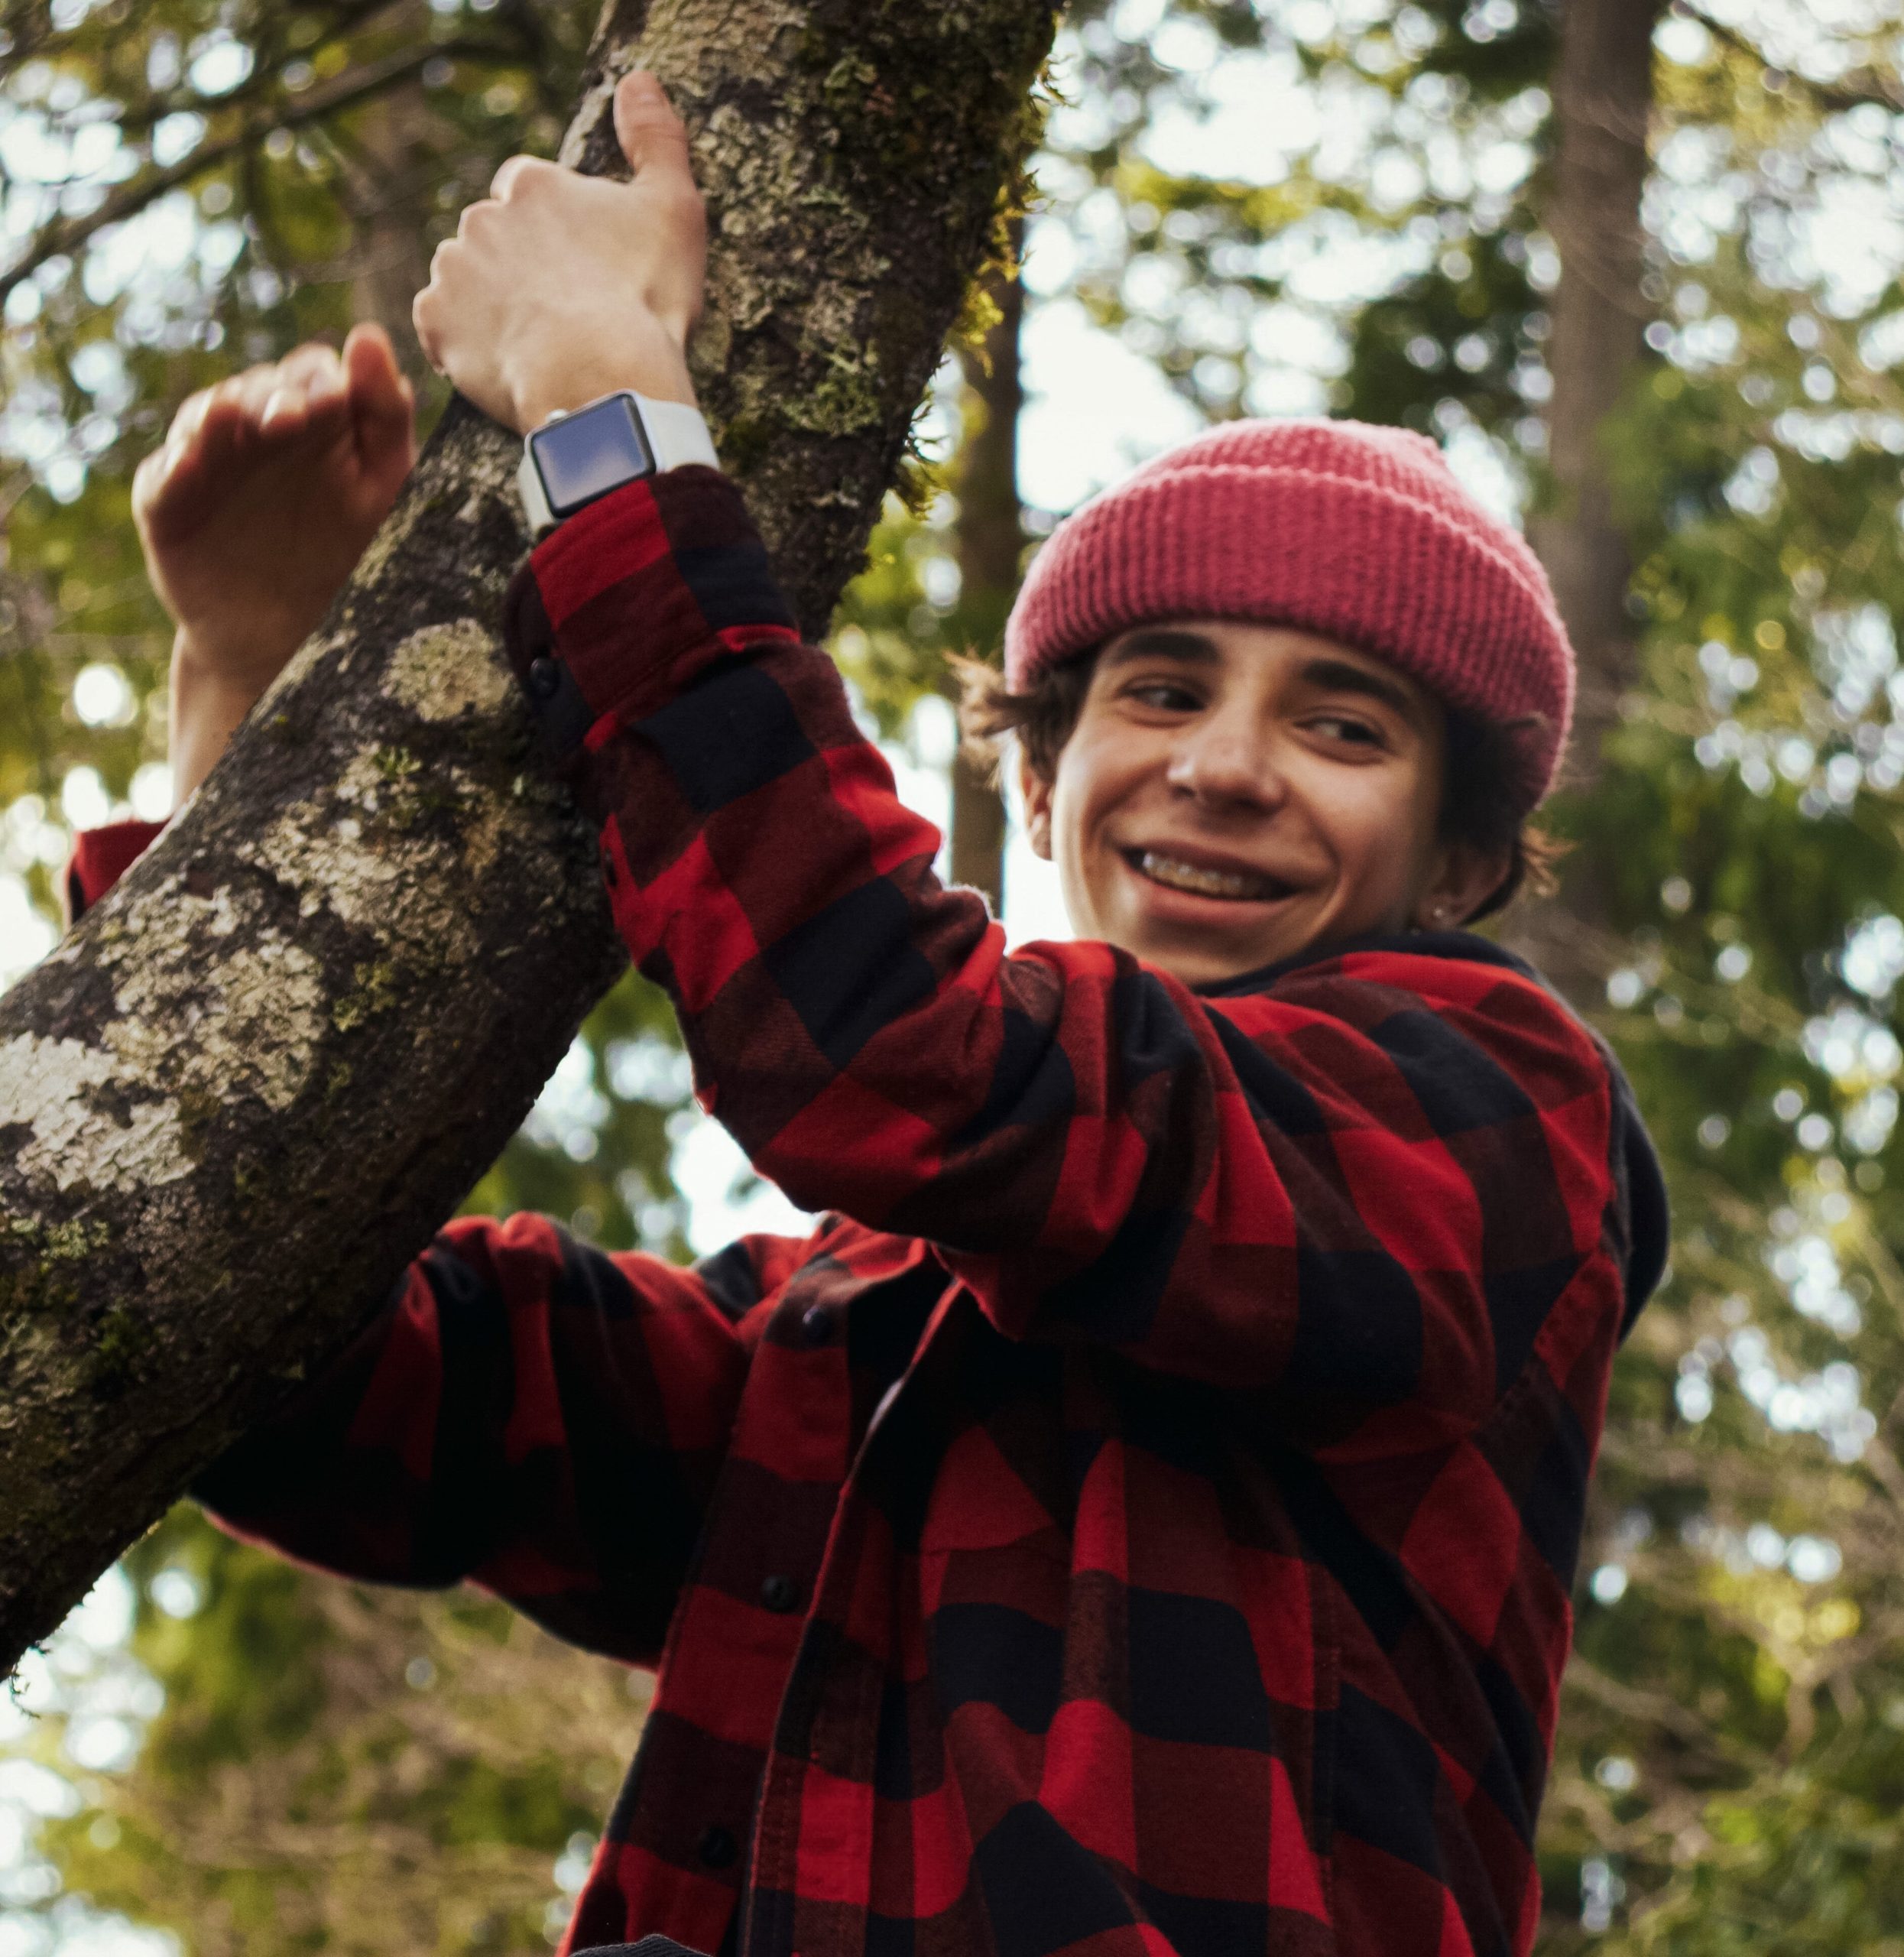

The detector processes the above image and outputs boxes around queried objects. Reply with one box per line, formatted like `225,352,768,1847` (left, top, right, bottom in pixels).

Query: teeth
1137,852,1282,901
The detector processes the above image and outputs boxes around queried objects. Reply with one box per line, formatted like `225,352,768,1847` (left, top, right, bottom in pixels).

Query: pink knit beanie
1003,418,1575,813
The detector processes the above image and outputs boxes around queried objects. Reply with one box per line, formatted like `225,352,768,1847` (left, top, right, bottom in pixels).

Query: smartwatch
517,391,719,537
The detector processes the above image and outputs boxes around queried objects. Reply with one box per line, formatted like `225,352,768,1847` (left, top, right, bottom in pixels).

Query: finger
491,153,557,202
278,340,346,399
190,376,263,464
134,409,231,540
231,364,285,424
412,283,443,372
167,383,219,450
342,321,406,409
261,378,350,442
259,347,346,436
342,322,417,463
131,440,178,527
614,70,693,183
414,254,455,373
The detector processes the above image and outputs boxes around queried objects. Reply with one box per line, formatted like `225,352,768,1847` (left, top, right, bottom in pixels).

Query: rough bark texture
0,0,1059,1676
947,238,1024,910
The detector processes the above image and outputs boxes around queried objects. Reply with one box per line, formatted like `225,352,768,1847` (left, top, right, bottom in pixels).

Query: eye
1309,712,1386,748
1126,677,1204,712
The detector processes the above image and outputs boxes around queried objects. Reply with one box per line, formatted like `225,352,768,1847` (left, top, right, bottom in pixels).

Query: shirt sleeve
64,818,165,925
196,1213,813,1664
60,780,820,1660
505,470,1638,1427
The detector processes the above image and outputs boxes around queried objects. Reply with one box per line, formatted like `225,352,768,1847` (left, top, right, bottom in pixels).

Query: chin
1135,931,1285,989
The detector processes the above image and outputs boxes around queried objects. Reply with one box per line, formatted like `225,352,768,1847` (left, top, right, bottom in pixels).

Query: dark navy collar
1192,928,1537,1000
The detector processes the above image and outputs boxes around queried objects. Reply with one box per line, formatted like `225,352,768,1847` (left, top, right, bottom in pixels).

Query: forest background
5,0,1904,1950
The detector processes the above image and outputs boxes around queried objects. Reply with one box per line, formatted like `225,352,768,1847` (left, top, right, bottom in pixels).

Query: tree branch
1679,2,1904,117
0,0,1063,1676
0,38,524,303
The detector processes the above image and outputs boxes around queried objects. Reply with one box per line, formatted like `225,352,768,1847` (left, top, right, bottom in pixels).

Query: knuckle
507,155,557,196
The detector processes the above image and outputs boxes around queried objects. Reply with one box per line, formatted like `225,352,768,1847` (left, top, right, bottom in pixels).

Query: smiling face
1019,619,1511,989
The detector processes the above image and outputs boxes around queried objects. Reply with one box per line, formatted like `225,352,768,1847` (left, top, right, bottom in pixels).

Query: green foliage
1529,21,1904,1951
25,1511,641,1955
23,2,1904,1952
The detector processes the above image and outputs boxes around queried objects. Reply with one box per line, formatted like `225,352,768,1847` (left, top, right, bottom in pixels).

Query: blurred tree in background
17,0,1904,1952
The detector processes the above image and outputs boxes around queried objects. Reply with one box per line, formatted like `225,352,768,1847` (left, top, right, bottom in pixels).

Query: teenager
70,72,1667,1957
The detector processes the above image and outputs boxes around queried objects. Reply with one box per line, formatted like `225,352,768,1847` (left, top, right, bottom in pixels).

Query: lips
1127,849,1293,904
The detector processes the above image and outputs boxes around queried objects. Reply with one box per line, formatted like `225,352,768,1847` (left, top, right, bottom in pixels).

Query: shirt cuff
501,466,798,754
64,819,165,926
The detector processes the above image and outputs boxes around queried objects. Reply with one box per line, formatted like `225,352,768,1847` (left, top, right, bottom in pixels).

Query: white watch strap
636,395,719,472
517,391,719,539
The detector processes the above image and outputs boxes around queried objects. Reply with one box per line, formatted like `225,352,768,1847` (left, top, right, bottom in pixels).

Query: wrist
510,352,699,437
170,629,271,809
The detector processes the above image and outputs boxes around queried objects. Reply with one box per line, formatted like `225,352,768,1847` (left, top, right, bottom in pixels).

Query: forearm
506,472,1209,1280
197,1213,757,1663
168,626,270,809
507,474,1634,1410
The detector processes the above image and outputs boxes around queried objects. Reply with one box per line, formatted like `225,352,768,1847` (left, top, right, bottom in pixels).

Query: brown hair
955,651,1560,925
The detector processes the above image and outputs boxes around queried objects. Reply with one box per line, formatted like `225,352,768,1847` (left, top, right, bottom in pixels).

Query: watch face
531,396,656,516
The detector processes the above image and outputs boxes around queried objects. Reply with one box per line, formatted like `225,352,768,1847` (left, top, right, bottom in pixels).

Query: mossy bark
0,0,1060,1676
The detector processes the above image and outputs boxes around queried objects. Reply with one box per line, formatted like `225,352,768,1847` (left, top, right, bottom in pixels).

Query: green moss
0,1215,113,1319
92,1301,156,1391
331,960,399,1033
371,745,420,781
39,1215,111,1263
821,51,881,114
783,346,885,437
715,410,774,475
0,1258,77,1318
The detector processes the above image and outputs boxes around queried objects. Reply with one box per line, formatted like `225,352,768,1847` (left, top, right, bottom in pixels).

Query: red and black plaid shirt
77,466,1666,1957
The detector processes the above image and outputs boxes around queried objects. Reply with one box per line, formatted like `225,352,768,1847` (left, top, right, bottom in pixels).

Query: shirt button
696,1824,738,1868
527,656,561,700
760,1574,799,1614
799,1303,832,1345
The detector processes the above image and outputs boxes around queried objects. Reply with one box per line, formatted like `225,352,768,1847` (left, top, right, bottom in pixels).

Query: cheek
1327,770,1437,891
1047,736,1145,904
1049,732,1121,850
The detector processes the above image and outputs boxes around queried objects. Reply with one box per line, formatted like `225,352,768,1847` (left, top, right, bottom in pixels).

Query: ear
1414,839,1513,930
1017,748,1055,861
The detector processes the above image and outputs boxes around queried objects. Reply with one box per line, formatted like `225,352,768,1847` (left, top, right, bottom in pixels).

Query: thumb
614,69,693,181
342,323,417,469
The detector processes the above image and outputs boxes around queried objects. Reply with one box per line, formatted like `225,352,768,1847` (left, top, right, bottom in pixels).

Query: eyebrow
1099,628,1222,670
1296,657,1423,727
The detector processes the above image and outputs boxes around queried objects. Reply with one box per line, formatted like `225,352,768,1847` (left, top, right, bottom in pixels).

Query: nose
1166,699,1283,810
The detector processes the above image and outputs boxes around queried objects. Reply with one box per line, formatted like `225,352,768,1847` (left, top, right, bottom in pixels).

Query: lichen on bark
0,0,1062,1675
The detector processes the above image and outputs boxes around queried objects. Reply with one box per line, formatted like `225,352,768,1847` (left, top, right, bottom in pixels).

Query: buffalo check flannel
75,466,1667,1957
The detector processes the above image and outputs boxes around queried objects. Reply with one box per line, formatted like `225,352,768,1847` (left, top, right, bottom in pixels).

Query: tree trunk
0,0,1060,1676
342,77,440,383
1513,0,1663,995
946,234,1024,911
1528,0,1663,772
